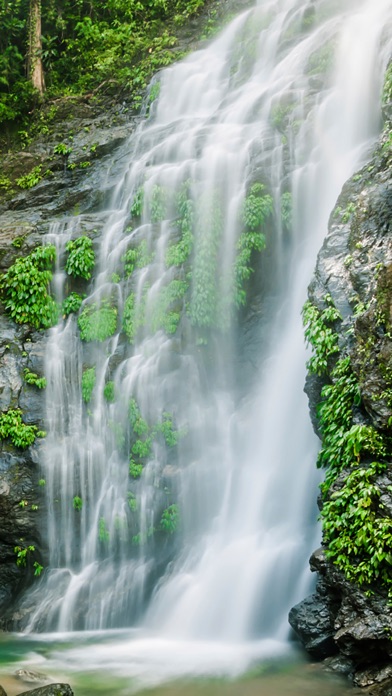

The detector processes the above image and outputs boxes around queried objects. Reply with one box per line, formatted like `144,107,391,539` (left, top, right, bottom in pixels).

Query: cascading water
19,0,392,686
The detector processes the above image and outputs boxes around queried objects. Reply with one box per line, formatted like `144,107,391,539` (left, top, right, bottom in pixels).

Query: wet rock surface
290,120,392,689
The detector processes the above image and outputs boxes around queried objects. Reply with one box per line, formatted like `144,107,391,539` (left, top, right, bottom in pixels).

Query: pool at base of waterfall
0,633,355,696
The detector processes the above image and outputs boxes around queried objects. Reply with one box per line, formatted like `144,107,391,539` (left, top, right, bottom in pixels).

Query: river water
3,0,392,692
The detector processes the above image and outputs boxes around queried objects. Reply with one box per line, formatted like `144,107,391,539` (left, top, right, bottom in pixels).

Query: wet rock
18,685,73,696
291,117,392,686
289,592,338,658
0,686,7,696
14,669,50,685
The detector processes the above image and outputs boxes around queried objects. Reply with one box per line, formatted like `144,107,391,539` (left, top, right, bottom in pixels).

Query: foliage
316,357,386,495
322,461,392,595
0,409,44,448
123,239,154,277
0,244,57,329
383,62,392,107
190,192,222,328
281,191,292,229
302,295,341,375
62,292,83,316
73,495,83,510
103,381,115,403
151,279,188,334
14,544,35,567
150,184,167,222
65,236,95,280
16,165,42,189
128,398,184,479
241,183,273,231
98,517,109,542
78,301,117,342
24,368,47,389
0,0,208,128
160,503,180,533
166,180,194,267
34,561,44,576
130,187,144,218
81,366,96,403
122,291,146,343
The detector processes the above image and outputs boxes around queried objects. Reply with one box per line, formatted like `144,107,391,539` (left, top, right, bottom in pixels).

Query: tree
27,0,44,94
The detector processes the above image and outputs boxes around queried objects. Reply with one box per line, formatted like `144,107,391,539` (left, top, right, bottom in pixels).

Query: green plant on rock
14,544,35,567
281,191,293,230
130,187,144,218
166,180,194,267
103,381,115,403
150,279,188,335
128,399,184,480
302,294,341,375
160,504,180,533
241,183,273,231
16,165,42,190
73,496,83,511
78,301,117,342
190,192,223,328
318,359,385,496
98,517,109,542
0,245,57,329
0,409,44,448
150,184,167,223
65,236,95,280
322,461,392,595
62,292,84,317
82,367,96,404
122,291,146,343
123,239,154,277
23,368,46,389
33,561,44,576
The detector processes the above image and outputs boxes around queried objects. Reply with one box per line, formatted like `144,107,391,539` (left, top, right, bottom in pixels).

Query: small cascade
25,0,392,674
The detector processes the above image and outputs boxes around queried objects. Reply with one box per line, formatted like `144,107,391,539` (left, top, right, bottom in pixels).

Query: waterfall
25,0,392,681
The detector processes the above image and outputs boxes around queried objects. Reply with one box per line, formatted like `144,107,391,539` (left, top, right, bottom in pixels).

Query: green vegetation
122,291,146,343
304,294,392,597
73,495,83,510
190,192,223,328
16,165,42,189
0,244,57,329
160,503,180,533
166,180,194,267
130,187,144,218
24,368,46,389
78,301,117,342
14,544,35,567
98,517,109,542
123,239,154,277
302,294,341,375
62,292,84,316
81,366,96,403
128,398,184,479
0,409,44,448
103,381,115,403
151,279,188,334
65,236,95,280
0,0,210,131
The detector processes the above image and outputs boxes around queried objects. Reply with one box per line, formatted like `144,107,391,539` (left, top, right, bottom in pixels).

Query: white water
19,0,392,687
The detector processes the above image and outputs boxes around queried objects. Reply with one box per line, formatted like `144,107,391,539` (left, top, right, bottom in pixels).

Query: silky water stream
2,0,392,694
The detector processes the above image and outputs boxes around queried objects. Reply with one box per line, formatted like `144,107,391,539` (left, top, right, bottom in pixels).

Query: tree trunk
27,0,45,95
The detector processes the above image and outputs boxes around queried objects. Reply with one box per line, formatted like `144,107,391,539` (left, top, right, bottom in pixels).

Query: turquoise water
0,634,358,696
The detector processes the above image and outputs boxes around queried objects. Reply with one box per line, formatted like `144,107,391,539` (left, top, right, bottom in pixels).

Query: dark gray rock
18,685,73,696
289,592,338,658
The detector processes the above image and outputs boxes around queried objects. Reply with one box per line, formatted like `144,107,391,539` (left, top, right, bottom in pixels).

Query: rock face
0,97,136,628
18,685,74,696
289,114,392,688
